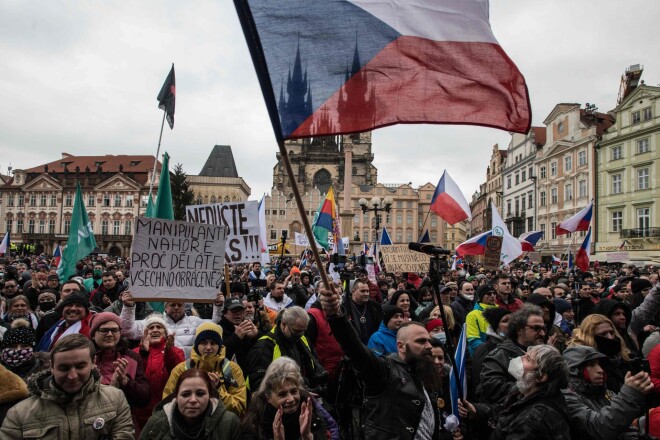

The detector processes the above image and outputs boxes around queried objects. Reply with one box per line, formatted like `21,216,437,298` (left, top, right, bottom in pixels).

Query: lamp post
280,230,288,261
358,195,393,244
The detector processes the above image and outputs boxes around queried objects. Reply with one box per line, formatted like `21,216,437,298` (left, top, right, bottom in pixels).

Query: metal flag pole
148,111,167,203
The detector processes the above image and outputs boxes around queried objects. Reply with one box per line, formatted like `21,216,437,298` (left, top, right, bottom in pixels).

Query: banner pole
148,111,167,203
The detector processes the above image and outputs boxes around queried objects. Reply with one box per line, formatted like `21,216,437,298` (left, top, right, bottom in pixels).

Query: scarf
171,403,211,440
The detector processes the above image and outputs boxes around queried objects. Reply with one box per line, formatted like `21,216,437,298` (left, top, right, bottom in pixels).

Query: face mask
508,356,525,380
432,333,447,344
1,347,34,367
462,294,474,301
498,330,507,338
420,301,431,308
93,269,102,278
39,300,56,312
594,335,621,357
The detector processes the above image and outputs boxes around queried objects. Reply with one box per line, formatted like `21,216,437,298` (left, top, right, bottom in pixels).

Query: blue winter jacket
367,322,398,357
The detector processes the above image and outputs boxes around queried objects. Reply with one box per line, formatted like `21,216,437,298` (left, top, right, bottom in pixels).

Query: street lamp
359,195,393,243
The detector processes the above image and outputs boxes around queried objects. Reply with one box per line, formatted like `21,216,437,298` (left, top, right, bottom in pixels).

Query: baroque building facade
1,153,162,256
469,144,507,236
187,145,251,204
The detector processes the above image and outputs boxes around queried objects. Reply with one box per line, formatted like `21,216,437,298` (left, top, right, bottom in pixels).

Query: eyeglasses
525,325,546,333
97,328,121,335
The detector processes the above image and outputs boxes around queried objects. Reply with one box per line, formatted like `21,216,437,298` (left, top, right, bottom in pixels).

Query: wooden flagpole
148,111,167,203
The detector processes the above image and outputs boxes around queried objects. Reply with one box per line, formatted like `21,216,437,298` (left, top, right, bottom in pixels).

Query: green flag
57,183,97,282
145,195,155,217
153,152,174,220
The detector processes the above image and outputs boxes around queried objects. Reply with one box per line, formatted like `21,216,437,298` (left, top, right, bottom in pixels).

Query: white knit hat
144,314,168,331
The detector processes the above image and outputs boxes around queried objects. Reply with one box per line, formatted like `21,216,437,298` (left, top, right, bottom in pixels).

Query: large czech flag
234,0,531,142
430,170,472,225
518,230,544,252
556,200,593,235
575,227,592,272
456,230,492,257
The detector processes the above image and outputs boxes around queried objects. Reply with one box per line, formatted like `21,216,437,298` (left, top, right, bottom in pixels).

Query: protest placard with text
379,244,429,273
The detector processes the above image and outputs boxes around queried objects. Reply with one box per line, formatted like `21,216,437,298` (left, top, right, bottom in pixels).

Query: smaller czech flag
556,200,593,235
418,230,431,244
552,255,561,265
456,230,492,257
53,243,62,268
0,232,9,255
380,227,393,245
430,171,472,225
575,227,592,272
362,243,370,255
518,231,544,252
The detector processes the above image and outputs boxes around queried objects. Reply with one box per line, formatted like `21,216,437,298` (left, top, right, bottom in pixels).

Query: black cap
57,292,90,313
225,297,245,310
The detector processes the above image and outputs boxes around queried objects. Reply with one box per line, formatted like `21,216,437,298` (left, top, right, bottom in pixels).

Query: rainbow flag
312,187,337,250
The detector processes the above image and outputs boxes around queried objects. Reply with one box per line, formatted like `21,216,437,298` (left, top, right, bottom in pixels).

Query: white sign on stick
185,201,260,263
130,217,227,302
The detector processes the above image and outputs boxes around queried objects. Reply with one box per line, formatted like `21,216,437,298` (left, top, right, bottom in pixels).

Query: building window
279,210,285,216
50,195,57,206
565,183,573,201
637,138,650,154
611,174,622,194
113,220,120,235
550,161,557,176
521,197,526,212
507,200,512,216
103,194,110,207
540,166,546,179
48,220,55,233
63,220,70,235
406,213,413,225
29,194,36,206
540,191,546,206
141,196,149,208
114,195,121,207
426,194,431,199
101,220,109,235
515,174,519,185
88,194,95,206
637,168,650,190
396,232,402,242
124,221,133,235
396,214,403,225
564,156,572,172
578,180,587,198
406,231,413,242
550,188,557,204
407,201,413,209
396,201,403,209
527,218,533,232
507,177,511,189
65,193,72,207
578,151,587,166
612,145,623,160
38,220,45,234
637,207,650,235
540,223,546,236
551,222,557,239
431,218,437,227
611,211,622,232
39,194,46,206
521,169,526,182
528,192,533,208
642,107,652,121
270,230,277,240
7,194,14,206
5,220,12,233
28,219,35,234
16,220,23,233
632,110,641,124
125,195,133,207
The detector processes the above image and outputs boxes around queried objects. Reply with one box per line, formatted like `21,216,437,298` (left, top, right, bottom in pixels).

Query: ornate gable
21,174,62,191
94,173,142,192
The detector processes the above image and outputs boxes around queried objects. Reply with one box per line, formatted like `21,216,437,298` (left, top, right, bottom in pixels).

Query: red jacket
132,339,185,434
495,294,524,312
308,307,344,380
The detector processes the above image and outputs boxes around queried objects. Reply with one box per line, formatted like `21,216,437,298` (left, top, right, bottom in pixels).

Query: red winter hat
90,312,121,336
425,318,444,333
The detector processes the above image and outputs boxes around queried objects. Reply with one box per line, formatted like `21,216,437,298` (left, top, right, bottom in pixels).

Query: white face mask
462,294,474,301
507,356,525,380
432,332,447,344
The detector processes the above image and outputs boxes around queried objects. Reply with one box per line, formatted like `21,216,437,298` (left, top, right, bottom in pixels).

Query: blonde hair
430,305,456,330
569,314,630,361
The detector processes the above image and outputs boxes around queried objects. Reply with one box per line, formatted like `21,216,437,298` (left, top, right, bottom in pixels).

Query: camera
630,357,651,375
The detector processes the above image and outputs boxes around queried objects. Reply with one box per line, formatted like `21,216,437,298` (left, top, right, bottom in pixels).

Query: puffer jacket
163,346,247,417
478,338,525,405
367,322,398,357
120,303,223,358
0,369,133,440
140,397,240,440
562,345,647,440
466,302,498,355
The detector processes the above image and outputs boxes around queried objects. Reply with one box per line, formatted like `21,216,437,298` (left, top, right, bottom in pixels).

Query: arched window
224,196,230,202
210,195,217,203
313,169,332,195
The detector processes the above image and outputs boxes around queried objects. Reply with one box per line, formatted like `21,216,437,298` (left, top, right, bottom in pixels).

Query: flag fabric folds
456,230,492,257
380,227,393,245
450,323,467,419
157,64,176,129
258,195,268,253
57,183,97,283
0,232,9,255
418,230,431,243
518,230,544,252
312,187,337,250
567,250,573,270
490,203,522,265
152,153,174,220
552,255,561,265
53,243,62,268
233,0,531,142
556,200,593,235
576,227,592,272
430,170,472,225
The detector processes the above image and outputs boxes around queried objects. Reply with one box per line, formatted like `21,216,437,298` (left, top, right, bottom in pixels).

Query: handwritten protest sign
483,236,503,271
380,245,429,273
130,217,227,302
185,201,259,263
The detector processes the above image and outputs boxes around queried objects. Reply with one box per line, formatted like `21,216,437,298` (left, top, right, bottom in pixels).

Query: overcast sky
1,1,658,201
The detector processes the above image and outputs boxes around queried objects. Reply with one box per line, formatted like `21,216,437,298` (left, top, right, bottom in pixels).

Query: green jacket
0,369,134,440
140,398,240,440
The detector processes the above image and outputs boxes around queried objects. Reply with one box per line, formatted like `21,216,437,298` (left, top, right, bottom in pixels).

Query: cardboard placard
379,244,429,273
185,201,260,263
483,236,503,270
130,217,227,302
606,251,629,263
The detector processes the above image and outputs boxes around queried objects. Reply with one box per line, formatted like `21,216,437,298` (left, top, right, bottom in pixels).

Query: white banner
130,217,226,301
185,201,260,263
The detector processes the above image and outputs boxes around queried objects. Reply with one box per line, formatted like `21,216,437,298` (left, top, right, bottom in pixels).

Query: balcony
506,210,526,221
620,228,660,238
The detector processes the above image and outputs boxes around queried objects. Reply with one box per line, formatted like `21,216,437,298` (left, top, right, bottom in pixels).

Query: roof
579,110,615,135
532,126,546,147
22,153,161,174
199,145,239,178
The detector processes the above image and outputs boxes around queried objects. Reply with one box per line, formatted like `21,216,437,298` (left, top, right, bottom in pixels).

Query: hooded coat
367,322,398,357
594,299,639,357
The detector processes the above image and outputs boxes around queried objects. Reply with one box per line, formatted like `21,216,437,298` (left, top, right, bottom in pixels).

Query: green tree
170,163,195,220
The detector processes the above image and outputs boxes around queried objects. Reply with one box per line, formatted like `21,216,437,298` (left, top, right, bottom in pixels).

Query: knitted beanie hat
1,319,36,348
382,305,404,325
194,322,223,354
89,312,121,336
144,314,168,330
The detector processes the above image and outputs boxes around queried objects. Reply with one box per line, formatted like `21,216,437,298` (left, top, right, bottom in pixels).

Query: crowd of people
0,253,658,439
